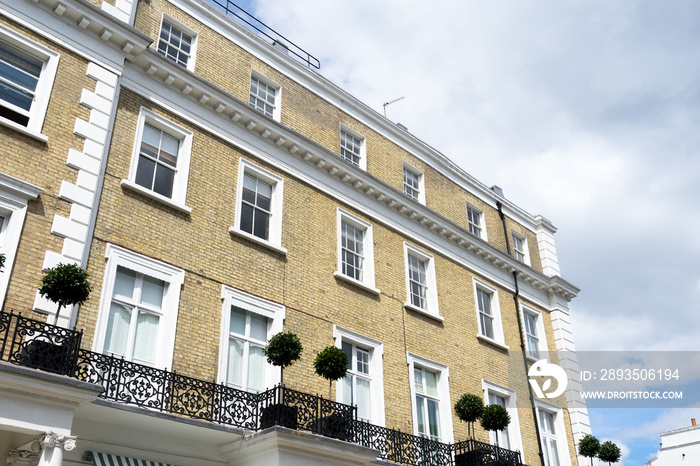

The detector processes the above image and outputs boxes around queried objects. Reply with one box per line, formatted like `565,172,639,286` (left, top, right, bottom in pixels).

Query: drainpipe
497,201,545,466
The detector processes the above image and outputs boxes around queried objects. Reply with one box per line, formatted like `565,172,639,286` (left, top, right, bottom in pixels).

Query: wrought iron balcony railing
0,310,524,466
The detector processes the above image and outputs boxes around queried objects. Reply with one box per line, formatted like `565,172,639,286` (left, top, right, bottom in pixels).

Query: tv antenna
383,96,404,117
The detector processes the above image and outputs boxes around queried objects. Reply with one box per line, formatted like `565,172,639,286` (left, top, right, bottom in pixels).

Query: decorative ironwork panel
281,386,319,432
169,371,215,421
217,383,260,429
353,420,388,456
454,439,523,466
7,312,82,376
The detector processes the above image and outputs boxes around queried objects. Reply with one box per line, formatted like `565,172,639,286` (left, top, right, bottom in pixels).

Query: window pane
356,377,371,420
113,267,136,299
356,348,369,374
427,398,440,439
414,368,424,393
226,338,244,386
240,203,254,234
549,439,560,466
341,375,353,405
104,303,130,356
416,396,426,436
249,312,267,341
135,156,156,190
159,133,179,166
247,345,266,392
0,81,33,111
481,313,494,338
242,174,257,203
253,207,270,240
133,312,159,363
229,306,246,335
153,164,175,198
140,275,165,309
141,125,161,157
424,370,438,397
342,341,352,368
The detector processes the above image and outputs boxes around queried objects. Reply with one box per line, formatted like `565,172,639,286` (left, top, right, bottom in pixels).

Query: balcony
0,310,524,466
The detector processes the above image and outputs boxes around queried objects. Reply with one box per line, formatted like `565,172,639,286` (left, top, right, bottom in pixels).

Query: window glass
136,124,179,198
477,288,494,338
408,254,427,309
403,167,421,200
103,266,165,365
524,312,540,358
340,129,362,166
157,22,193,67
240,173,272,240
225,305,269,392
249,76,276,118
0,40,42,127
341,221,364,280
467,207,482,237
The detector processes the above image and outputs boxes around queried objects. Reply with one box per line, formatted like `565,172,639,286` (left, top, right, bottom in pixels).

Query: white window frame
229,159,286,254
0,173,42,305
121,107,193,213
535,400,572,466
334,208,379,295
466,203,487,240
511,231,530,265
92,244,185,369
339,126,366,170
217,286,285,391
0,25,59,140
482,380,524,454
521,304,548,361
249,72,280,121
156,15,198,71
407,352,454,444
402,163,425,204
403,243,441,321
333,325,385,426
473,278,508,350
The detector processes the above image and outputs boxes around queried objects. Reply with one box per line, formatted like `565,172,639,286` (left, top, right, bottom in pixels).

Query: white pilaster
34,63,119,326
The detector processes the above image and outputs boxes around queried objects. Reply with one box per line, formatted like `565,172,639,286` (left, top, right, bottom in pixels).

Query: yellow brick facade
0,1,587,465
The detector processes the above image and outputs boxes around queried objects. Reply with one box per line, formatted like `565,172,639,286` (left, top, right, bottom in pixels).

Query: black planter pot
313,412,353,441
260,404,298,430
20,340,71,374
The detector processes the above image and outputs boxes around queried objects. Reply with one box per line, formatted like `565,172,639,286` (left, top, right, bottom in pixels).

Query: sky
233,1,700,464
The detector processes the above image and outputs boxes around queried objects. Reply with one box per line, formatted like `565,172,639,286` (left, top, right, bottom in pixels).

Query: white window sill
0,117,48,143
333,271,380,296
404,302,444,322
121,179,192,214
228,227,288,255
476,334,510,351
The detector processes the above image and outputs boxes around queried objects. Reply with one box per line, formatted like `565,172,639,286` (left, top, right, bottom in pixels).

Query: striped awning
90,451,176,466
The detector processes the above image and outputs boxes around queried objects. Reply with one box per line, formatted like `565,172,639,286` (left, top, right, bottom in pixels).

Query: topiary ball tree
480,404,511,448
598,440,621,465
454,393,484,439
313,345,348,399
262,332,303,386
578,433,600,466
39,263,92,325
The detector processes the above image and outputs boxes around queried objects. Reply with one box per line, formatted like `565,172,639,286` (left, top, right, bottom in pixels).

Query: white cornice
166,0,545,231
122,50,579,303
0,173,43,201
20,0,578,303
18,0,151,66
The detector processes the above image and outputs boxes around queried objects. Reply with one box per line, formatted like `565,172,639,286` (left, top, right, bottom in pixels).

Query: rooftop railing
204,0,321,69
0,310,524,466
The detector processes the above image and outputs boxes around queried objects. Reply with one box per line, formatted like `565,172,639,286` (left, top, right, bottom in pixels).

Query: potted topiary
598,440,621,465
0,252,5,272
480,403,511,463
578,434,600,466
259,332,303,430
25,263,92,373
454,394,485,466
313,345,351,440
39,263,92,326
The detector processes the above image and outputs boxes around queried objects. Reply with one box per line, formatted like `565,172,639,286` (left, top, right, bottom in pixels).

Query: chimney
692,418,697,427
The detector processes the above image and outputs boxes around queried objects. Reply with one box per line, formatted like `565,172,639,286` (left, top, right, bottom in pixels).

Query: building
0,0,592,464
645,419,700,466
